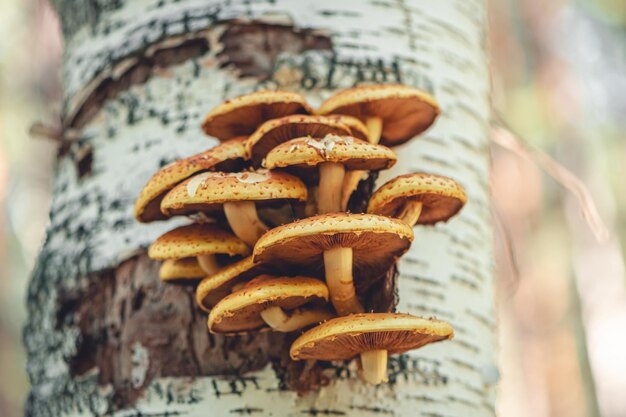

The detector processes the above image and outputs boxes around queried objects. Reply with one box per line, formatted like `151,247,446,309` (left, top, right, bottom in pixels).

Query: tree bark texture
25,1,495,416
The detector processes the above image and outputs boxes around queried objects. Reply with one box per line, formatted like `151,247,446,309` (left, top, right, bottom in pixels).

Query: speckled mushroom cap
160,169,308,217
202,91,313,140
265,135,397,174
253,213,413,283
290,313,454,361
159,258,206,282
368,173,467,225
134,137,248,222
318,84,440,146
148,223,250,260
196,256,265,312
245,114,368,167
208,276,329,333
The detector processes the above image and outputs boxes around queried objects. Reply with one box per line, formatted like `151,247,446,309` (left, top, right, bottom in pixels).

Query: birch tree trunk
25,1,495,416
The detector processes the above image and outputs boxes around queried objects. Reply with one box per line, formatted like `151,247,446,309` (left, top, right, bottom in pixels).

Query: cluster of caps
134,84,467,385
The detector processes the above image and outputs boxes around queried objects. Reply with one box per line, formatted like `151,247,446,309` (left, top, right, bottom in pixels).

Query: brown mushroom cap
134,137,248,222
245,114,367,167
160,170,308,217
196,256,264,312
253,213,413,284
202,91,313,140
290,313,454,361
318,84,440,146
368,173,467,225
265,135,396,174
208,276,329,333
159,258,206,282
148,223,249,260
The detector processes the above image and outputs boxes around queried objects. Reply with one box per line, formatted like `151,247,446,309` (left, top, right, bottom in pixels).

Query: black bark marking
68,36,210,130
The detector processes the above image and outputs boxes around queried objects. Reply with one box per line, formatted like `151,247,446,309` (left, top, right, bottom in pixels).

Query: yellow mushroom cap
159,258,206,282
290,313,454,361
253,213,413,283
318,84,440,146
148,223,250,260
160,169,308,217
202,91,313,140
134,137,248,222
195,256,263,312
265,135,397,173
208,276,329,333
368,173,467,225
245,114,367,167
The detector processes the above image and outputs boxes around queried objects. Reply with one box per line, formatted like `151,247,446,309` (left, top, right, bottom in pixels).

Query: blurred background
0,0,624,416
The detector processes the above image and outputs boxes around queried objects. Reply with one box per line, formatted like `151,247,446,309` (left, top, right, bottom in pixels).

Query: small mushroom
159,258,206,283
318,84,439,146
202,91,313,140
265,134,396,213
134,137,249,222
368,173,467,226
245,114,368,167
290,313,454,384
160,170,307,246
148,224,249,276
196,256,264,312
253,213,413,316
208,276,333,333
319,84,440,207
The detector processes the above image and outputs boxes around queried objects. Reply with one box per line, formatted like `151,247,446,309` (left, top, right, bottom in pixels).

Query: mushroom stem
365,116,383,144
197,254,220,275
323,247,364,315
223,201,269,246
260,307,333,332
318,162,345,214
341,170,366,210
398,201,423,227
360,349,388,384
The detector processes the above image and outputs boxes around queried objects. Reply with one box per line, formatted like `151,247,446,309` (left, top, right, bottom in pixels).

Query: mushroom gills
317,162,345,214
223,201,269,246
197,254,220,275
360,349,388,384
260,306,333,332
323,247,364,315
398,201,423,227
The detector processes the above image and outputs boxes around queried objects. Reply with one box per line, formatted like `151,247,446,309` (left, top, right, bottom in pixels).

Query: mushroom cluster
134,85,468,385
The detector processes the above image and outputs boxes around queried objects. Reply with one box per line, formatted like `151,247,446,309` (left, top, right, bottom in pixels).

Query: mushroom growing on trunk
159,258,206,283
290,313,454,384
265,134,396,214
253,213,413,316
134,136,249,222
196,256,265,312
202,90,313,140
318,84,440,209
245,114,368,167
160,170,308,246
208,276,333,333
148,224,250,279
368,173,467,226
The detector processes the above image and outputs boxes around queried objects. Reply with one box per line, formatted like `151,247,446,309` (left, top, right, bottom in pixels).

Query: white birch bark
25,1,495,416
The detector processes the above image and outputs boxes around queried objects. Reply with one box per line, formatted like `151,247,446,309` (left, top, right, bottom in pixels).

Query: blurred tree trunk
24,1,496,416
